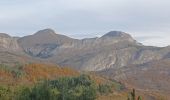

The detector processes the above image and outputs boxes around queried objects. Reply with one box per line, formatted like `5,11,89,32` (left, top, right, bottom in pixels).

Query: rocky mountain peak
0,33,11,38
101,31,131,38
98,31,136,45
34,28,56,36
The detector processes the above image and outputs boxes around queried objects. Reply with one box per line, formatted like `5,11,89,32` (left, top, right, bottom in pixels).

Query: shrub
98,84,112,95
111,80,125,91
17,86,32,100
0,85,12,100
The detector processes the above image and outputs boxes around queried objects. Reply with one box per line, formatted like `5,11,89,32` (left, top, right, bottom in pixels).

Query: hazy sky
0,0,170,47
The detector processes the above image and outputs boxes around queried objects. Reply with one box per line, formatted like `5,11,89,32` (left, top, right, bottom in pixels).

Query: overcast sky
0,0,170,47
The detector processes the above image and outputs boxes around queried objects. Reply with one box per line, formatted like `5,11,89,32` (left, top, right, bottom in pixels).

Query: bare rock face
0,33,20,51
17,29,170,71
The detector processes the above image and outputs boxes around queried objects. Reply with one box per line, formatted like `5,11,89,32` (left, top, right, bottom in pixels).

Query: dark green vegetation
0,74,121,100
98,84,113,95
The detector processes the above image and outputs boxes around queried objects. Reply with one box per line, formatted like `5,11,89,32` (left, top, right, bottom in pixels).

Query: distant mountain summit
34,29,56,35
99,31,137,46
102,31,130,37
19,29,72,44
18,29,75,58
0,33,11,38
33,29,61,39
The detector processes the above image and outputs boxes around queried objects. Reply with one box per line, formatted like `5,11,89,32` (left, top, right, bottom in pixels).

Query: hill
0,63,79,86
98,58,170,99
0,63,131,100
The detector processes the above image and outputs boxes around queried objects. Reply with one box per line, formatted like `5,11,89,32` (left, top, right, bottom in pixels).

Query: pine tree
128,89,143,100
131,89,136,100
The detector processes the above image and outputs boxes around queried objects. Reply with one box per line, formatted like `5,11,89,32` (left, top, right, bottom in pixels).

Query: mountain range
1,29,170,70
1,29,170,97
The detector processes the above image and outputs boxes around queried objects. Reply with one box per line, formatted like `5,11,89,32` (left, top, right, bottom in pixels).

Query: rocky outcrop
0,33,20,51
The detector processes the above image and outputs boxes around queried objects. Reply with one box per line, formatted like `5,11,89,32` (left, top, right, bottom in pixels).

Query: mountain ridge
0,29,170,71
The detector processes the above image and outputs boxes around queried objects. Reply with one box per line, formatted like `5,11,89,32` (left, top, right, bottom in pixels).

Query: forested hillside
0,63,130,100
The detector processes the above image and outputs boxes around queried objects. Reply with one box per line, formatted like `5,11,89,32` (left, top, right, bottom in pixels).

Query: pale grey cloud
0,0,170,46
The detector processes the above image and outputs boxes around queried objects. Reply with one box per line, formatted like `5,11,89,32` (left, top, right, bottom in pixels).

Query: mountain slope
0,63,79,85
98,58,170,99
